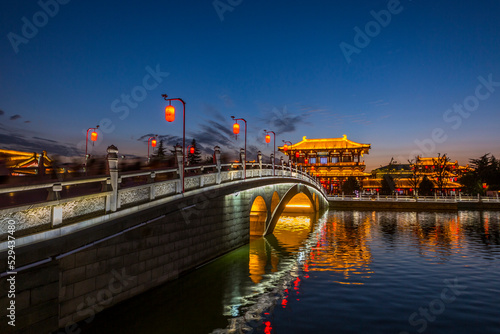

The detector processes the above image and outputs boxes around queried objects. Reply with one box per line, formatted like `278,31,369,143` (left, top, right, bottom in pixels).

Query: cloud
0,133,80,156
202,104,226,122
25,120,31,123
10,115,21,121
261,105,310,135
0,110,4,116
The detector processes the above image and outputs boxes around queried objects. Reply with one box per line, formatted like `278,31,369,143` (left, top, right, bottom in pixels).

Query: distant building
0,149,52,176
363,156,471,195
278,135,371,194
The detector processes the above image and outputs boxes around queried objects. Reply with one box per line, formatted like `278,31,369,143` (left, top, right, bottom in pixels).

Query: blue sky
1,0,499,170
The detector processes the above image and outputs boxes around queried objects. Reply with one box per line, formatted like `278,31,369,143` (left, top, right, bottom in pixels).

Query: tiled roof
278,135,371,152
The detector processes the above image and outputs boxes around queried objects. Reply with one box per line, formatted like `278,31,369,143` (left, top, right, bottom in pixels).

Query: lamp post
264,130,276,176
147,135,158,163
231,116,247,180
85,125,99,173
282,140,292,165
162,94,186,193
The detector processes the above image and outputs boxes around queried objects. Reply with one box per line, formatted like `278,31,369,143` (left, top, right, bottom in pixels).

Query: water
80,210,500,334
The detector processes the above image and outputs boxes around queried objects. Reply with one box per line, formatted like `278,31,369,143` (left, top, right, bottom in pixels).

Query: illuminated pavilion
278,135,371,194
0,149,52,176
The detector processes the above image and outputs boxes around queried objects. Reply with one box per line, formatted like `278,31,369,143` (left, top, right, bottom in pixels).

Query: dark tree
459,172,482,195
432,153,450,195
419,175,434,196
154,140,167,159
465,153,500,193
342,176,360,195
380,174,394,195
187,139,202,165
408,156,421,195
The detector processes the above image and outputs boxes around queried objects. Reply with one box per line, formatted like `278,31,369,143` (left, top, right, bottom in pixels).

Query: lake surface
80,210,500,334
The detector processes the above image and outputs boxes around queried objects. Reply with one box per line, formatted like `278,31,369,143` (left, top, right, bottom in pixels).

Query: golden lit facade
0,149,52,176
363,157,471,194
278,135,371,194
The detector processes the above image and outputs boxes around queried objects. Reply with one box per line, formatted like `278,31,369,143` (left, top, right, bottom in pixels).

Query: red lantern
165,105,175,122
295,152,300,158
151,139,157,147
190,146,195,154
233,123,240,135
305,158,309,164
283,144,288,151
265,134,271,143
90,131,98,142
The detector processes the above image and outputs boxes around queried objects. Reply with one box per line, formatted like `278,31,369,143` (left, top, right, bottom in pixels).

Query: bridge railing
0,146,326,241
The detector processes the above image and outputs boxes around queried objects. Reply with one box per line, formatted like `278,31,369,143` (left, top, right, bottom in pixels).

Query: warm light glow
296,152,299,158
304,158,308,164
190,146,195,154
151,139,157,147
265,134,271,143
283,144,288,151
165,105,175,122
90,131,98,142
285,204,311,208
233,122,240,135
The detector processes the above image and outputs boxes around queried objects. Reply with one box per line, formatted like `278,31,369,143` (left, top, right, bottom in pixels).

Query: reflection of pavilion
305,213,373,283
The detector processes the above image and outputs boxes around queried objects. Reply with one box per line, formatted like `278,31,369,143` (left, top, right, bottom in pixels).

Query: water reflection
80,210,500,334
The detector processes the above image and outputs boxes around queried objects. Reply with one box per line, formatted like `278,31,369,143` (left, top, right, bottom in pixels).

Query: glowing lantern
190,146,195,154
151,139,157,147
265,134,271,143
296,152,300,158
90,131,98,142
233,122,240,135
165,105,175,122
283,144,288,151
305,158,309,164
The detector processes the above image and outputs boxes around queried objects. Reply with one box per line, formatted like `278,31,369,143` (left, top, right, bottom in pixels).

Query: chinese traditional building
0,149,52,176
277,135,371,194
362,156,471,195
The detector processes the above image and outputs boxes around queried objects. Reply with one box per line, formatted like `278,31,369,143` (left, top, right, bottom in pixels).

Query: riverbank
328,197,500,211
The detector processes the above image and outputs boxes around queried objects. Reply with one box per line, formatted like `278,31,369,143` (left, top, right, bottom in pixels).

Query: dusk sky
1,0,499,170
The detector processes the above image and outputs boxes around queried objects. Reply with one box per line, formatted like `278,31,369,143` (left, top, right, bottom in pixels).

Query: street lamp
231,116,247,180
162,94,186,193
147,135,158,163
282,140,292,165
264,130,276,176
85,125,99,172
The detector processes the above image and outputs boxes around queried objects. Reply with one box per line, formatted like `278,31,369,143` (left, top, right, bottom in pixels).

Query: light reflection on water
80,210,500,334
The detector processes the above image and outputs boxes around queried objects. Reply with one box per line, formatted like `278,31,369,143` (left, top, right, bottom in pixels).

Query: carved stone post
107,145,119,212
240,148,246,180
257,151,262,177
174,145,183,193
270,154,274,176
214,146,221,184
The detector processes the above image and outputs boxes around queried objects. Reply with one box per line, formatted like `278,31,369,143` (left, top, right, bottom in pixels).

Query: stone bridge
0,146,328,333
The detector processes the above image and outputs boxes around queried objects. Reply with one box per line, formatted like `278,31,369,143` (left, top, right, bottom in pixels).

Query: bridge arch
270,191,280,213
250,195,268,236
264,184,318,236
